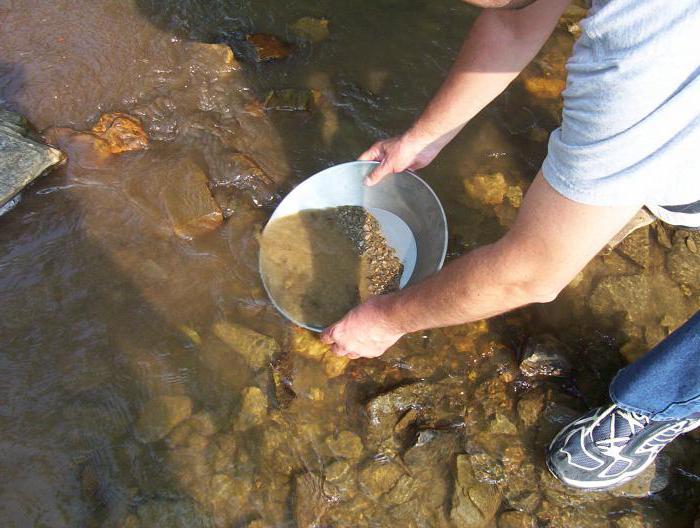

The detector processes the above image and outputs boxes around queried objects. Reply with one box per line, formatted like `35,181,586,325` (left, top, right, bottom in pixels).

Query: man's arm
321,174,642,358
361,0,572,184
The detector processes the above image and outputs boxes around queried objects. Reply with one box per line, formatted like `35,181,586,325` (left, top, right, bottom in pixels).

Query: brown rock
234,386,268,431
358,461,404,498
523,77,566,99
291,17,330,43
246,33,293,62
135,395,193,443
161,160,223,239
211,321,280,370
294,472,329,528
451,455,501,528
464,172,508,206
91,112,148,154
324,431,364,460
498,511,537,528
263,88,318,112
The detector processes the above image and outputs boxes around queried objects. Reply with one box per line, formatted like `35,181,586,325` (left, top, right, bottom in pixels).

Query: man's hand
320,295,404,359
358,131,448,186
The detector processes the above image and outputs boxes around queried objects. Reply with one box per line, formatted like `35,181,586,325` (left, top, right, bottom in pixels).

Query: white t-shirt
542,0,700,226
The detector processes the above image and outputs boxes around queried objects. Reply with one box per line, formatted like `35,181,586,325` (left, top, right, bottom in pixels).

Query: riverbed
0,1,699,527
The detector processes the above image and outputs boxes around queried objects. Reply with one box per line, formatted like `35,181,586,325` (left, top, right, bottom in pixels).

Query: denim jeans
610,310,700,421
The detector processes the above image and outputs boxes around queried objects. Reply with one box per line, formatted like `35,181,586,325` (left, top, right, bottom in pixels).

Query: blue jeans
610,310,700,421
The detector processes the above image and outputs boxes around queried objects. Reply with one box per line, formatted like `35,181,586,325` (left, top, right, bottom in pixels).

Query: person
320,0,700,490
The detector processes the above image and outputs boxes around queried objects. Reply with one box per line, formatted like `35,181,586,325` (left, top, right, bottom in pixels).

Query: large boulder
0,109,64,211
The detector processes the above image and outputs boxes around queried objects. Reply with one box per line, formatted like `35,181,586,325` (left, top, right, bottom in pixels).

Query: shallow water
0,1,699,527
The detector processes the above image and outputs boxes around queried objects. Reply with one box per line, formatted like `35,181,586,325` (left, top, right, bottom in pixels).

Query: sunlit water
0,1,698,526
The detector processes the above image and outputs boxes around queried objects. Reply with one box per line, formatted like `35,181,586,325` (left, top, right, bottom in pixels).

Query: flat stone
161,160,223,240
324,431,364,460
451,455,502,528
263,88,318,112
291,17,330,43
212,321,280,370
135,395,193,443
246,33,293,62
234,386,267,431
0,109,64,208
91,112,148,154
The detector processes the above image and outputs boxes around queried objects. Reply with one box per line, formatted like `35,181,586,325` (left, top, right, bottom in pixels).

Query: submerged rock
358,461,404,498
135,395,193,443
135,498,210,527
324,431,364,460
161,160,223,240
294,472,330,528
609,454,671,498
519,335,572,379
263,89,319,112
451,455,501,528
246,33,293,62
498,511,537,528
667,230,700,291
464,171,508,206
212,321,280,370
234,386,268,431
90,112,148,154
291,17,330,43
0,109,64,209
522,77,566,99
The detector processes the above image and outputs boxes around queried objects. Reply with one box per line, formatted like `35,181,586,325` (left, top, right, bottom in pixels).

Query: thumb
320,326,335,345
364,159,393,186
358,144,383,162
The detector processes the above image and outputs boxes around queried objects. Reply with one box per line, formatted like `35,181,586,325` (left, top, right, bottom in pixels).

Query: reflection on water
0,0,698,526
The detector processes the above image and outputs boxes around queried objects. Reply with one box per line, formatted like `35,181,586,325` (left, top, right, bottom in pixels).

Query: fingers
320,326,335,345
358,143,383,162
364,159,393,186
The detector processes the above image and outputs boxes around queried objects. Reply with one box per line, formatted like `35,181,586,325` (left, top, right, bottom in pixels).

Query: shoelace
587,405,650,457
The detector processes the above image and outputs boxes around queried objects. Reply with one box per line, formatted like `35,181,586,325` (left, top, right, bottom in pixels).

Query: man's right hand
358,131,447,186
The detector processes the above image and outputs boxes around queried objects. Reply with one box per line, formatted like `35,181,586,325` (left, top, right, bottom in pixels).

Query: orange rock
246,33,293,62
91,112,148,154
523,77,566,99
44,127,112,168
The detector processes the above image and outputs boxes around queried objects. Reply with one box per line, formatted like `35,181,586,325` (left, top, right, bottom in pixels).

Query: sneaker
547,404,700,490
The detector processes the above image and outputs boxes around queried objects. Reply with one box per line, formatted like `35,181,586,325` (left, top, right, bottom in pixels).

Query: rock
161,160,223,240
291,327,329,359
667,231,700,291
519,335,572,379
609,454,671,498
451,455,501,528
136,498,209,527
464,172,508,206
166,411,218,449
235,387,267,431
263,88,319,112
358,461,404,498
293,472,329,528
488,413,518,435
517,389,545,428
323,460,357,502
325,431,364,460
90,112,148,154
208,473,252,523
613,512,654,528
558,4,588,37
0,109,64,209
135,395,193,443
654,222,673,249
469,452,504,484
208,153,272,216
291,17,330,43
615,227,651,268
321,352,350,378
606,209,655,250
498,511,537,528
505,186,523,208
523,77,566,99
212,321,280,370
246,33,293,62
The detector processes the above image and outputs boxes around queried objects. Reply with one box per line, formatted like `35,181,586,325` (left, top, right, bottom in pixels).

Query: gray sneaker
547,404,700,490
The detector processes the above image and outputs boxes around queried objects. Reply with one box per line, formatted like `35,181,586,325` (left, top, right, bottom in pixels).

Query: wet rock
523,77,566,99
235,386,267,431
358,461,404,498
464,171,508,206
212,321,280,370
246,33,293,62
161,160,223,240
498,511,537,528
667,231,700,291
208,152,272,216
291,328,329,360
558,4,588,37
325,431,364,460
187,42,239,72
0,109,64,209
519,335,572,379
469,452,504,485
654,222,673,249
323,460,356,502
91,112,148,154
609,454,671,498
208,473,252,524
135,395,193,443
322,352,350,378
291,17,330,43
613,512,654,528
450,455,501,528
135,498,209,527
166,411,218,449
263,88,319,112
294,472,329,528
517,389,545,428
488,413,518,435
615,227,651,268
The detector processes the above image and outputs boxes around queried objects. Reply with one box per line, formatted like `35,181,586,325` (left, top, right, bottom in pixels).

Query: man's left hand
320,296,404,359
